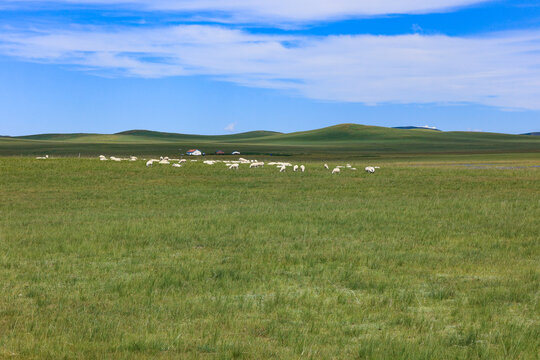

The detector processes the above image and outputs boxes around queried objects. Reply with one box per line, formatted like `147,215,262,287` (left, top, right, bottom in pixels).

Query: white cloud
1,0,493,23
1,25,540,110
224,122,236,132
412,24,423,33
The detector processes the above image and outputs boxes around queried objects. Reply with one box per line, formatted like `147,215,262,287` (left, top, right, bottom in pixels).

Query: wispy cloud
411,24,424,33
1,25,540,110
1,0,493,23
224,122,236,132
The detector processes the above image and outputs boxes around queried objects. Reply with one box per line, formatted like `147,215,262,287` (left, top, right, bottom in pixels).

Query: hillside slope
3,123,540,157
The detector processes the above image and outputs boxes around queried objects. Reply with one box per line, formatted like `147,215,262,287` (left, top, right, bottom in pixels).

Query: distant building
232,151,241,155
215,150,225,155
186,149,202,156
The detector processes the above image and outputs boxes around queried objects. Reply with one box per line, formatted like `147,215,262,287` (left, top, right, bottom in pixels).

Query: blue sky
1,0,539,135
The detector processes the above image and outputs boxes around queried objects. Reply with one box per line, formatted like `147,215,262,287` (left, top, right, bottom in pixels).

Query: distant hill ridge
11,123,540,145
4,123,540,156
115,129,283,139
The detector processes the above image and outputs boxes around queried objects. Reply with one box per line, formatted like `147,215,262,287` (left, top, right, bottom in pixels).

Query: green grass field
2,124,540,157
0,153,538,359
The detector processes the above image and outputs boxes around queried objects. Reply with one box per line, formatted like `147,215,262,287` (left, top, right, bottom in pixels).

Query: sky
0,0,539,135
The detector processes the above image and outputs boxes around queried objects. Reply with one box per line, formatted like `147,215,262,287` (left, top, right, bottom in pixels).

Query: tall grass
0,157,538,359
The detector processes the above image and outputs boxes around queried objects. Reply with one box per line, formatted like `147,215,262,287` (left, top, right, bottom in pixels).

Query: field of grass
0,154,538,359
2,124,539,157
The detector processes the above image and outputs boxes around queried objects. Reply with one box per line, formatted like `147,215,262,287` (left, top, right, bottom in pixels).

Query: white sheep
110,156,122,162
229,164,239,170
36,155,49,159
293,165,299,172
159,159,170,164
172,163,182,168
279,166,286,172
146,159,155,167
300,165,305,172
365,166,375,173
324,164,329,169
332,167,341,174
129,156,137,161
179,159,187,163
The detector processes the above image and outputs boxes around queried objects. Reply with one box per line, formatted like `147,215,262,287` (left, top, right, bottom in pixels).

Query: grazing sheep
99,155,107,161
365,166,375,173
229,164,239,170
279,166,286,172
332,167,341,174
293,165,299,172
146,159,155,167
129,156,137,161
179,159,187,163
36,155,49,159
324,164,329,169
159,159,170,164
172,163,182,168
300,165,305,172
110,156,122,162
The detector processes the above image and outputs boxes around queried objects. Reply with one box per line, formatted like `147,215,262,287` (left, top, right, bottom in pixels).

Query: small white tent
187,149,202,156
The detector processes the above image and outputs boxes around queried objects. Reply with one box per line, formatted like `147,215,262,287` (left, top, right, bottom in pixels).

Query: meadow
0,154,538,359
2,124,540,158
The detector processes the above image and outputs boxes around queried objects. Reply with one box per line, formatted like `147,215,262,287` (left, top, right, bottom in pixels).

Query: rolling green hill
2,123,539,157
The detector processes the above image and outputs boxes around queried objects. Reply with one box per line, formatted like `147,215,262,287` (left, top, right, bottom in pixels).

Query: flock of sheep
37,154,381,174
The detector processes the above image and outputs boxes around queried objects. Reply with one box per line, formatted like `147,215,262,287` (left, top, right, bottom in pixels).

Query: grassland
0,154,538,359
1,124,539,158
